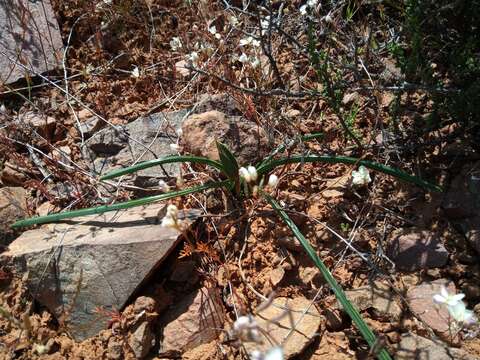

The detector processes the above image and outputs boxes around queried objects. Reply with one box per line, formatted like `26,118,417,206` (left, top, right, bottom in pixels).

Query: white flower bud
267,174,279,188
247,166,258,182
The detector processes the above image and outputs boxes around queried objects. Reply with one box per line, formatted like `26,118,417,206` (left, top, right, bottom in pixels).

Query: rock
20,112,56,137
442,162,480,253
133,296,156,314
169,260,197,283
395,333,476,359
277,236,303,252
1,161,29,186
182,340,218,360
0,0,63,84
84,109,189,180
299,266,323,287
341,92,359,105
128,321,155,359
244,297,322,359
0,187,27,245
342,281,402,321
269,266,285,286
323,309,344,331
193,93,242,117
107,337,123,360
175,60,191,77
386,229,449,271
181,110,270,166
158,287,225,357
5,203,200,340
320,175,350,199
406,279,459,344
313,331,353,359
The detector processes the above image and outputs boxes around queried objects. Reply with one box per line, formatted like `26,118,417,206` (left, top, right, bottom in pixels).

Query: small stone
395,333,475,359
0,187,27,245
269,267,285,286
460,281,480,300
128,322,154,359
386,229,449,271
324,309,344,331
21,111,56,137
299,266,323,287
133,296,156,314
406,279,459,344
244,297,322,359
342,92,359,105
158,287,225,357
107,337,123,360
175,60,191,77
342,281,402,321
278,236,303,252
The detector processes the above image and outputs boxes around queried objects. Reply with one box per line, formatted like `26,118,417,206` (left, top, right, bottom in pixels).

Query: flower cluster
351,165,371,187
238,35,262,68
433,286,477,327
300,0,319,15
232,316,283,360
239,166,258,183
161,204,184,231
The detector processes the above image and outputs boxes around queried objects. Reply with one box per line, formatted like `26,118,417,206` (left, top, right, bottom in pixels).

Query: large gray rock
0,0,63,84
395,333,475,359
84,109,190,183
386,229,449,271
5,203,200,340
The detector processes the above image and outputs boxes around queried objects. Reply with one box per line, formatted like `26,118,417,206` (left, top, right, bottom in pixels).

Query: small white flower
267,174,279,188
433,286,465,307
176,128,183,137
166,204,178,218
0,104,6,114
238,53,249,63
351,165,371,186
250,347,284,360
161,216,177,229
323,13,333,23
208,25,217,35
170,37,182,51
239,37,252,46
250,57,261,68
186,51,199,66
229,16,239,27
252,39,261,47
170,143,180,152
239,167,251,183
131,66,140,78
233,315,255,332
299,4,308,15
448,301,477,325
307,0,318,7
158,180,170,192
247,166,258,182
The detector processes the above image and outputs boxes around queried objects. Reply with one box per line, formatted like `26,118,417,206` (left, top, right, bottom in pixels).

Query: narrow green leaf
216,141,239,181
257,154,442,192
265,194,392,360
11,180,229,228
100,155,224,180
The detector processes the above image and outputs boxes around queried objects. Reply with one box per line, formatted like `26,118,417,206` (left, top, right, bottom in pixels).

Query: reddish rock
158,287,225,357
387,229,449,271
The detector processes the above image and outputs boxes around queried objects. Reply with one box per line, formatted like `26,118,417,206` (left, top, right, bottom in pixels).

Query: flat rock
342,281,402,321
395,333,475,359
5,204,200,340
84,109,189,181
0,0,63,84
406,279,459,344
158,287,225,357
386,229,449,271
0,186,27,245
181,110,270,166
245,296,322,359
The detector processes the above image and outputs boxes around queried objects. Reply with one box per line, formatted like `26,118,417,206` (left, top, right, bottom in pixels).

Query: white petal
161,216,176,228
440,286,449,299
247,166,258,182
268,174,279,188
433,294,446,304
265,347,284,360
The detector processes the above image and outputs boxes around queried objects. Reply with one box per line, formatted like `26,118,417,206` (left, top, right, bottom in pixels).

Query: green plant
11,139,443,359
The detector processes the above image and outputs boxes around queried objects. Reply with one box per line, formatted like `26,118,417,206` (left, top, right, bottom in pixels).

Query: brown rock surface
395,333,475,359
0,186,27,245
181,110,269,166
245,296,322,359
158,287,225,357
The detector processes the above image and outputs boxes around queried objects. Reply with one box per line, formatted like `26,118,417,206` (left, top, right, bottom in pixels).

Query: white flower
170,37,182,51
323,13,333,23
299,4,308,15
267,174,279,188
239,37,252,46
307,0,318,7
209,26,222,39
131,66,140,78
170,143,180,152
0,104,6,114
433,286,465,307
233,315,255,332
252,39,261,47
229,16,239,27
247,166,258,182
158,180,170,192
176,128,183,137
448,301,477,325
161,216,177,228
351,165,371,186
186,51,199,66
238,53,249,63
239,167,251,183
166,204,178,218
250,347,284,360
250,57,261,68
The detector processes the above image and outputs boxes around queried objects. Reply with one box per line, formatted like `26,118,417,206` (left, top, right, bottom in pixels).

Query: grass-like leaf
100,155,224,181
11,180,229,228
257,154,442,192
216,141,239,180
265,194,392,360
